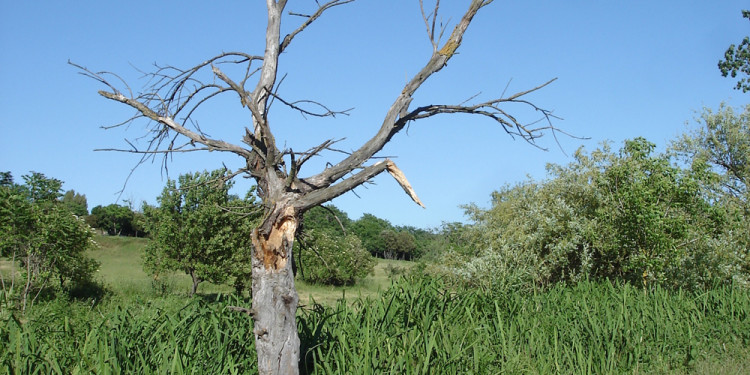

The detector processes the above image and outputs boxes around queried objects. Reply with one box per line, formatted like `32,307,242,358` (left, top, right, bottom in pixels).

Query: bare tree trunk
80,1,561,372
250,204,301,375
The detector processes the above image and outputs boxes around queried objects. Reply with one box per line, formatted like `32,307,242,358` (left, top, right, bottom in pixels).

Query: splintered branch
297,158,424,211
385,160,425,208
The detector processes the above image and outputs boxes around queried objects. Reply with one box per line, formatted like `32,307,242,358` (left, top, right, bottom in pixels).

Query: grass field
88,234,409,305
2,235,750,374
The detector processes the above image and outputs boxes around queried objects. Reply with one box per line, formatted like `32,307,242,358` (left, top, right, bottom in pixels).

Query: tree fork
79,1,563,373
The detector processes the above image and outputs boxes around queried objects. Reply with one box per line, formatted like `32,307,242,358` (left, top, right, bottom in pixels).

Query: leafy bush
0,172,100,312
297,229,375,286
429,138,744,292
384,263,407,279
142,169,261,296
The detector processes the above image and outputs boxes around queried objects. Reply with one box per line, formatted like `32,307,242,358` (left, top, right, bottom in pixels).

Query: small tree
62,190,88,217
89,204,135,236
381,229,418,260
0,172,98,312
297,229,374,286
672,104,750,286
143,169,260,296
672,104,750,203
350,213,393,257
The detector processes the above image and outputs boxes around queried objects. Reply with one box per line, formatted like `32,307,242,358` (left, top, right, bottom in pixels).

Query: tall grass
2,277,748,374
1,295,256,374
301,278,750,374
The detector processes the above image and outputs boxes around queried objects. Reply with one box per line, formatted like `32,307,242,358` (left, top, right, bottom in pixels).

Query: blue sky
1,1,747,229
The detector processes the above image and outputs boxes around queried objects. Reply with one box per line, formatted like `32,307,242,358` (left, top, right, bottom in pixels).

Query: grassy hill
89,234,410,305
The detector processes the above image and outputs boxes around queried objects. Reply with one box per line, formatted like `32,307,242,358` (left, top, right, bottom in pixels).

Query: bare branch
266,90,353,119
97,90,253,158
319,205,347,234
401,78,562,148
305,0,495,189
297,160,389,210
280,0,355,53
295,138,343,169
420,0,439,52
93,147,212,154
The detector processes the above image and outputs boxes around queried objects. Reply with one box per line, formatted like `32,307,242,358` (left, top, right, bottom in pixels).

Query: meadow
1,235,749,374
87,235,406,305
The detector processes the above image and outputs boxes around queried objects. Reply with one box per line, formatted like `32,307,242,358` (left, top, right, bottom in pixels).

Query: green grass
3,236,749,374
90,235,234,297
2,277,749,374
297,258,412,305
88,234,409,303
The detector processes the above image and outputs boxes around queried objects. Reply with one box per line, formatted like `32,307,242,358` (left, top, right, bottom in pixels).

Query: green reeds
2,278,748,374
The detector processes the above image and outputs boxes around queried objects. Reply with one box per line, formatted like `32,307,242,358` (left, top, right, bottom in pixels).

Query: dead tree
76,1,562,373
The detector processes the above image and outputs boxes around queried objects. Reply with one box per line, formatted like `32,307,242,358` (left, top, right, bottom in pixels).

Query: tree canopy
142,169,261,296
718,10,750,92
62,190,88,217
0,172,98,312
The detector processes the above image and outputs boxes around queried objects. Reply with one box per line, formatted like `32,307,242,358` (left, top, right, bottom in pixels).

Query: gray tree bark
79,1,564,374
250,204,301,373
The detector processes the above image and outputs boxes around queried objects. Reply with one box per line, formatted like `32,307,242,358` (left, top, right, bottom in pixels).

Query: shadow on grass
67,280,109,304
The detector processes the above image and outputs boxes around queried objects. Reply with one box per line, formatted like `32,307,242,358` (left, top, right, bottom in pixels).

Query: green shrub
429,138,744,292
297,229,376,286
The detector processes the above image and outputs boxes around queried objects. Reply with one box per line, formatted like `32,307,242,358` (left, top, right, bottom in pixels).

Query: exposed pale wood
386,160,425,208
79,1,562,374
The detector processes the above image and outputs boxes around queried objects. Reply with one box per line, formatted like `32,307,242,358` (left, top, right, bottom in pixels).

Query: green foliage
672,104,750,286
62,189,88,217
350,213,393,257
0,296,257,373
429,138,741,292
297,229,376,286
396,225,435,259
142,169,260,296
0,172,99,312
0,171,12,187
673,104,750,202
4,277,748,374
301,204,351,235
718,10,750,92
89,204,136,236
380,229,417,260
596,138,728,287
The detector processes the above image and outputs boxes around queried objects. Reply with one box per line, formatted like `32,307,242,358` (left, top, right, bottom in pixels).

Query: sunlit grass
3,235,748,374
3,277,749,374
88,234,410,302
